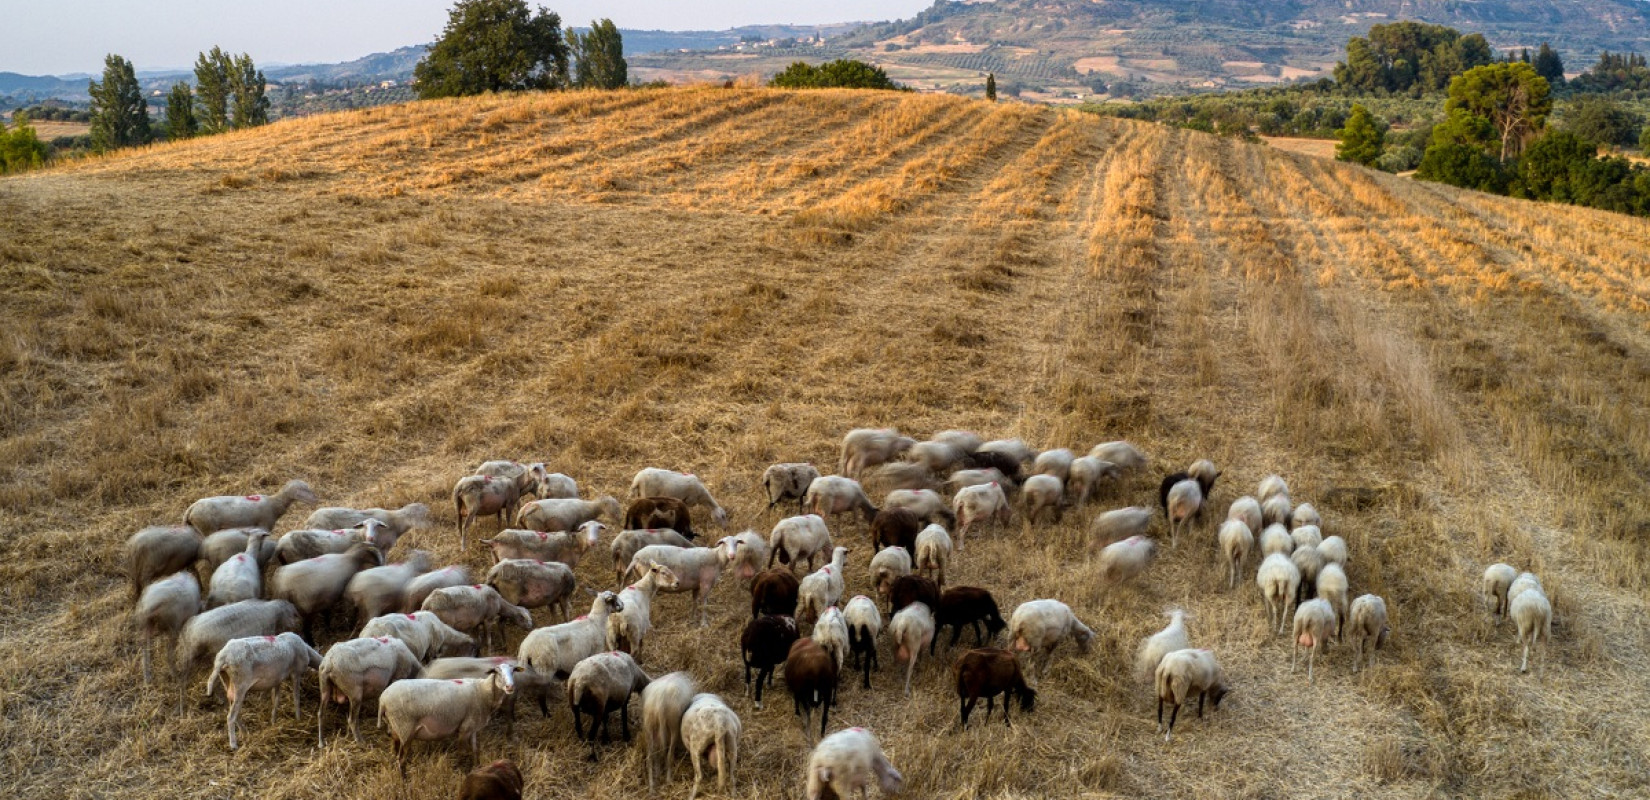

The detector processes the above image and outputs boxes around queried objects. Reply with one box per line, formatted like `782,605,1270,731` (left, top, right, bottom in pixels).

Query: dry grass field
4,87,1650,800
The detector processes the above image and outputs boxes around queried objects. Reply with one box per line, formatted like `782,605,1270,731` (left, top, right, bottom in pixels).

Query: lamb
419,656,553,735
785,638,839,740
767,513,834,573
608,562,681,655
1481,563,1519,620
889,601,935,696
1511,586,1552,675
1291,502,1322,530
1317,535,1348,569
741,614,799,708
612,527,694,584
1291,598,1338,683
641,671,697,791
763,462,822,513
680,693,741,800
199,527,276,573
1097,536,1157,585
804,727,903,800
951,482,1011,551
1135,609,1191,684
1065,456,1121,508
628,468,729,528
1020,474,1065,526
206,530,270,609
870,462,940,494
1218,520,1254,590
127,525,203,601
175,599,302,692
1089,440,1147,472
931,586,1007,653
517,496,623,535
978,438,1037,467
486,558,578,622
1347,594,1390,673
948,468,1016,495
843,595,882,689
1256,553,1301,635
813,605,851,675
625,496,697,541
1227,496,1263,536
135,571,202,684
184,480,318,535
716,530,769,583
1290,544,1326,607
1257,474,1289,502
955,648,1036,727
1316,562,1350,642
804,476,879,528
1290,524,1324,551
517,591,625,679
868,546,912,598
568,651,652,761
315,635,423,745
377,662,516,776
274,520,383,565
269,542,384,641
359,610,478,663
751,568,801,618
905,439,968,474
1155,648,1230,742
1259,523,1294,558
303,502,430,551
460,760,524,800
796,547,850,623
421,584,534,654
1090,506,1153,547
1032,448,1076,482
913,524,953,589
205,632,322,750
870,507,923,554
624,544,731,627
1262,493,1292,529
403,565,471,613
1164,478,1203,545
839,428,917,478
882,488,956,527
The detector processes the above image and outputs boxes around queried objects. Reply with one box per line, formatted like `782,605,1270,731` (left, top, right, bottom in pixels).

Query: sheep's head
596,591,623,615
282,480,319,505
712,506,729,528
491,662,517,698
647,562,681,591
578,521,606,550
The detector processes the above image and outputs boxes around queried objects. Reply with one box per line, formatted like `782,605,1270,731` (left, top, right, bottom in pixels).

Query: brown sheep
624,497,696,540
955,648,1036,727
750,568,801,619
741,614,799,709
888,574,940,616
932,586,1007,654
459,760,523,800
870,508,922,554
785,637,839,741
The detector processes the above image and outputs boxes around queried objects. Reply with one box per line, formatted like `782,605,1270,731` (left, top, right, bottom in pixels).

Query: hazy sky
6,1,934,75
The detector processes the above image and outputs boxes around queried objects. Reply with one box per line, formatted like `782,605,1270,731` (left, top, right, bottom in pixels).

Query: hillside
3,88,1650,799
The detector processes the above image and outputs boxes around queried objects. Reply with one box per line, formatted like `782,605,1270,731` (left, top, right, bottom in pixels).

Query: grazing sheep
1090,506,1153,548
422,584,534,654
135,571,202,684
420,656,552,735
487,558,577,622
1317,535,1348,570
813,605,851,675
870,507,923,554
870,462,940,494
344,551,434,634
767,514,834,573
843,595,882,689
641,671,697,791
1021,474,1065,526
1187,459,1220,501
1066,456,1121,508
205,632,322,750
1482,563,1519,620
955,648,1035,727
797,547,850,623
1508,571,1543,604
906,440,968,474
377,662,516,777
913,524,952,589
1257,553,1301,635
785,638,839,740
127,525,203,601
1155,648,1230,742
979,438,1037,467
517,496,623,535
303,503,430,551
454,477,528,547
270,543,384,641
1316,563,1350,641
568,651,652,761
1291,599,1338,682
274,521,383,566
868,546,912,598
763,463,822,514
611,528,694,584
716,531,768,584
1097,536,1156,585
624,544,731,627
1135,609,1191,684
624,497,697,541
951,482,1011,551
176,600,302,692
359,611,477,663
460,760,523,800
804,727,903,800
882,488,955,528
1291,502,1322,530
805,476,879,529
1089,441,1147,472
199,527,276,573
184,480,318,535
475,460,549,494
1290,524,1324,551
1218,520,1254,591
1262,494,1292,529
1164,478,1203,545
1227,496,1263,536
1032,448,1076,482
315,635,423,746
1257,474,1289,503
948,468,1016,495
1511,587,1552,675
608,562,681,656
517,592,624,680
1290,545,1326,607
680,693,741,800
1347,594,1390,673
751,568,801,619
207,530,270,609
1259,523,1294,558
629,468,729,528
889,602,935,696
888,574,940,617
403,565,471,613
932,429,984,454
839,428,917,479
931,586,1006,654
741,614,799,708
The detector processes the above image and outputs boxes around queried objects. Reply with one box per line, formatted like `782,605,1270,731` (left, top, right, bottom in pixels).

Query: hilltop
2,88,1650,799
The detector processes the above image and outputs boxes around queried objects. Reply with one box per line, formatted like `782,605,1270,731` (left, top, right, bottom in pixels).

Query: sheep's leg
621,702,632,742
960,695,972,727
1520,639,1530,674
1290,641,1298,673
1165,702,1179,742
903,656,917,697
1156,697,1163,733
1308,645,1317,683
291,674,302,720
689,747,704,800
226,687,244,751
142,637,153,685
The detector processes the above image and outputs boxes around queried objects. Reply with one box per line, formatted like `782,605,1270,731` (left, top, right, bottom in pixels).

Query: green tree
194,47,233,134
164,82,197,141
1533,43,1565,85
1640,124,1650,157
1445,62,1551,162
1515,129,1596,202
0,114,50,173
1333,22,1492,93
88,54,150,152
569,18,626,89
1563,96,1642,149
414,0,570,99
1335,104,1386,166
229,53,269,129
769,59,900,90
985,72,996,101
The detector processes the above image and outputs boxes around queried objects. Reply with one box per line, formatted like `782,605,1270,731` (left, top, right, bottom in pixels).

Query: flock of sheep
124,427,1554,798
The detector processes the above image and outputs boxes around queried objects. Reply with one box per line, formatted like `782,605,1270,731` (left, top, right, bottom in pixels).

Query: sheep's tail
453,487,465,536
205,661,224,698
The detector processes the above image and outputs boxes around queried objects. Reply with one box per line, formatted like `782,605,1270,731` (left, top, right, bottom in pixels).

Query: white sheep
1227,496,1263,536
344,551,435,634
1257,474,1289,503
797,546,850,623
1165,478,1203,545
1259,523,1294,558
1135,609,1191,683
207,530,270,609
913,524,952,589
274,519,384,565
1291,502,1321,530
205,631,322,750
839,428,917,478
176,599,303,693
978,438,1037,466
1032,448,1076,482
1290,543,1326,607
871,462,940,494
303,502,430,551
868,546,912,598
482,520,606,568
1511,586,1552,675
184,480,318,535
486,558,578,621
453,474,527,548
804,476,879,528
1262,493,1292,529
1154,648,1230,742
403,565,471,613
680,693,741,800
763,463,823,514
475,460,549,493
612,528,695,584
804,727,903,800
948,468,1014,494
1187,459,1220,499
316,635,423,746
516,496,622,534
1316,562,1349,641
1008,599,1095,679
882,488,955,527
641,671,698,791
127,524,203,600
630,468,730,528
1097,535,1156,585
567,651,652,760
359,610,477,663
1481,562,1519,620
377,662,516,777
767,514,834,573
1291,598,1338,683
905,440,968,474
1218,520,1254,591
135,571,202,684
1508,571,1543,604
269,542,384,640
609,562,681,656
843,595,883,688
517,591,624,679
1347,594,1390,673
1089,440,1147,472
951,482,1011,551
421,584,533,654
1090,506,1153,548
716,530,769,583
625,544,731,627
931,429,984,454
199,527,276,573
417,656,551,736
813,605,851,675
1256,553,1301,635
1065,456,1121,508
1290,524,1324,551
1317,535,1348,569
1020,474,1065,526
888,601,935,696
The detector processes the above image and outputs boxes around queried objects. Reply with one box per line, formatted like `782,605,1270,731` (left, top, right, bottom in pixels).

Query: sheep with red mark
608,562,681,656
785,638,839,740
303,502,430,551
207,530,270,609
176,599,303,693
681,693,741,800
185,480,318,535
741,614,798,708
931,586,1006,654
951,481,1011,551
889,601,935,696
796,547,849,624
914,524,952,589
767,513,834,573
1155,648,1229,742
486,558,577,622
421,584,533,654
135,571,202,684
403,565,471,613
127,524,203,601
205,631,322,750
629,468,729,528
315,635,422,746
344,551,434,634
763,462,822,514
1007,599,1094,679
624,544,731,627
611,528,694,584
804,727,903,800
955,647,1035,727
377,661,516,777
1292,598,1338,682
359,610,477,663
481,523,606,567
805,476,879,529
948,468,1016,495
868,546,912,599
199,527,276,573
270,542,384,641
454,475,528,548
420,656,552,735
843,595,882,689
624,497,697,541
839,428,917,479
517,591,624,680
568,651,652,761
516,496,623,536
274,520,384,565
